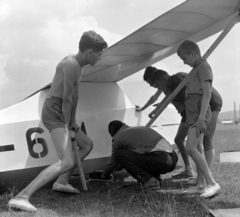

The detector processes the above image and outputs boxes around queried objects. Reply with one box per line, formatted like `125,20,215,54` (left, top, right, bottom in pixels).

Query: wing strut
146,12,240,127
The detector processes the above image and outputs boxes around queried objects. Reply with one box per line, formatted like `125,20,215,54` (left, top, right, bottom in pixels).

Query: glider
0,0,239,182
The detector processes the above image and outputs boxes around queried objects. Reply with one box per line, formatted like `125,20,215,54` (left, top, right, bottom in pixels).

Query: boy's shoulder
174,72,188,78
57,55,80,73
167,72,187,86
195,58,211,69
194,59,212,77
59,55,79,66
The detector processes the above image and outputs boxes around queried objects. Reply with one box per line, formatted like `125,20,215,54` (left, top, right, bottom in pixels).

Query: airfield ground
0,124,240,217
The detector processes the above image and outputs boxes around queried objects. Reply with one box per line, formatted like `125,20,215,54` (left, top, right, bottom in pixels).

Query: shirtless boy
8,30,108,212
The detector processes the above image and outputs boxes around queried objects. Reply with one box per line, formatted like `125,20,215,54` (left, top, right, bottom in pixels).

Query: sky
0,0,239,113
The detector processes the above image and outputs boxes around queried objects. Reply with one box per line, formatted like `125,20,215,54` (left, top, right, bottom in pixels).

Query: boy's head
79,30,108,66
177,40,201,67
108,120,124,137
151,69,169,92
143,66,157,87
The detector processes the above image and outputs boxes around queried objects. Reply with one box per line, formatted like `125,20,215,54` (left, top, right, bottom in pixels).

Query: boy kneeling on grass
101,120,178,190
177,40,221,198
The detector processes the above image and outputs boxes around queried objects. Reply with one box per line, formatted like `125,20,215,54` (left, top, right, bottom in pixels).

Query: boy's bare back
48,54,82,100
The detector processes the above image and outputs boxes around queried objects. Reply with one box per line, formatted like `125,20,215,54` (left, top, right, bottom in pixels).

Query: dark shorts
41,96,66,132
185,95,212,128
210,98,222,112
210,88,223,112
180,110,186,123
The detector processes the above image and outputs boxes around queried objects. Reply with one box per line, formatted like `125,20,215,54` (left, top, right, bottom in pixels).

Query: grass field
0,124,240,217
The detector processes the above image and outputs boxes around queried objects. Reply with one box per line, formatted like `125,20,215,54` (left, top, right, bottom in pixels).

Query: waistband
151,138,173,153
186,93,203,98
46,95,63,103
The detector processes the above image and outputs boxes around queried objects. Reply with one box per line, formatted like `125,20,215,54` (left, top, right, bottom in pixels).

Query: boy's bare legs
184,138,205,194
8,128,75,211
186,127,220,197
186,128,215,185
54,130,93,185
173,122,195,177
204,110,219,170
196,142,206,187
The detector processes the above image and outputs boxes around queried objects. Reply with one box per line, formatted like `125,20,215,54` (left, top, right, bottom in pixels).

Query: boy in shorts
149,69,222,180
176,40,220,198
136,67,222,180
7,30,108,212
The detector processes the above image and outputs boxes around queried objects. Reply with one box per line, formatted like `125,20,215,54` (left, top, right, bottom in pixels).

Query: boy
8,30,108,212
135,66,162,112
102,120,178,190
136,67,222,180
176,40,220,198
149,69,222,181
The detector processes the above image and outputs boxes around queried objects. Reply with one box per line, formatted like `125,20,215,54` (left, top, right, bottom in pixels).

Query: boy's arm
103,140,122,176
193,81,211,136
69,82,79,131
62,63,77,129
136,89,162,111
148,95,168,118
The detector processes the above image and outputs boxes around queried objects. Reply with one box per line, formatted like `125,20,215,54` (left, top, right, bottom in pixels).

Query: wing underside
25,0,240,99
82,0,239,82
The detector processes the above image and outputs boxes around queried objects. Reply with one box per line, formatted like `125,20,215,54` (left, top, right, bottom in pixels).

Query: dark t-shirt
167,72,187,115
166,72,222,122
104,126,163,175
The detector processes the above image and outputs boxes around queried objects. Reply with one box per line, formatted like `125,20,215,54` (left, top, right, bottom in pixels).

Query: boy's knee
185,144,192,155
86,139,94,151
81,138,94,151
174,137,185,147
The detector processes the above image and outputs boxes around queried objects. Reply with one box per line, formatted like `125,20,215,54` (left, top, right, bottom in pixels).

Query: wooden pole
72,138,88,191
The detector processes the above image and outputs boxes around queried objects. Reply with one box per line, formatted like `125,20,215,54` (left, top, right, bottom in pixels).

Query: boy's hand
70,122,80,133
69,130,75,139
135,105,142,112
192,119,206,137
148,110,156,119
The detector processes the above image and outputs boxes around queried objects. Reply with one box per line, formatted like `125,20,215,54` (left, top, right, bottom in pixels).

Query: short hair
108,120,124,137
151,69,169,85
79,30,108,52
143,66,157,81
177,40,201,56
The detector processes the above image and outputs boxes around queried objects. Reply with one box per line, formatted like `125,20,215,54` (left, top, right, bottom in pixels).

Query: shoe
142,177,161,190
172,170,195,178
188,177,198,184
182,185,205,194
200,183,221,198
123,176,138,183
88,172,114,182
52,183,80,194
7,196,37,212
